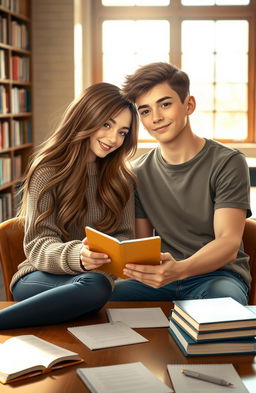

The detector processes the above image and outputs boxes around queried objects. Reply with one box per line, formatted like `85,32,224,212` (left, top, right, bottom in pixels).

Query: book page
0,335,80,378
167,364,249,393
68,322,148,350
106,307,169,328
77,362,173,393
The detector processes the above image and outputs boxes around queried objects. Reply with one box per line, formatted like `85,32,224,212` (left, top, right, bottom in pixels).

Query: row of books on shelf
0,18,29,49
0,85,31,113
0,191,11,221
0,0,20,13
0,153,21,185
0,51,30,81
0,119,31,148
168,297,256,356
11,86,31,113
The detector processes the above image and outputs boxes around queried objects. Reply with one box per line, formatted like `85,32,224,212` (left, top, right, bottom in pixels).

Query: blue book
171,309,256,341
169,317,256,356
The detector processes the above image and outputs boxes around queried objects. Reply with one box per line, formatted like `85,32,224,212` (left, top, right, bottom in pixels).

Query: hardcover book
171,309,256,341
168,318,256,356
85,226,161,278
173,297,256,332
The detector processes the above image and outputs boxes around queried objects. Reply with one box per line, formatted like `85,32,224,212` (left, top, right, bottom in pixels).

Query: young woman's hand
80,238,111,270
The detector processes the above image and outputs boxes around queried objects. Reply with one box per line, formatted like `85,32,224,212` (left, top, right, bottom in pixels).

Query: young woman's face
87,107,131,162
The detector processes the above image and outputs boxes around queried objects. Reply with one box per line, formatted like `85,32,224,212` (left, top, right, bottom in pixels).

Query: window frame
91,0,256,144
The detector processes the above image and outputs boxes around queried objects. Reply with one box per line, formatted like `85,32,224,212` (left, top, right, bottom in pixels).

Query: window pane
103,20,170,86
182,0,249,4
182,19,248,141
215,113,247,140
182,54,214,82
190,83,214,111
182,21,215,52
190,112,214,139
102,0,170,5
216,83,247,111
216,20,248,53
216,54,248,83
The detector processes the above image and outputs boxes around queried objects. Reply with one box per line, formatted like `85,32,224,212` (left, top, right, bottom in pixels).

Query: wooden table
0,301,256,392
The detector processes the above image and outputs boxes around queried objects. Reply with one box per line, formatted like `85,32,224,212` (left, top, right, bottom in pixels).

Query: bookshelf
0,0,32,222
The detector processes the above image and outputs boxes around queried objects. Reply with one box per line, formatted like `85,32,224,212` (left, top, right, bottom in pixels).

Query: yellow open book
85,226,161,278
0,335,83,384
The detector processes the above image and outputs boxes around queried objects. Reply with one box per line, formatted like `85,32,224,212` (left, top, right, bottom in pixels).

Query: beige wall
32,0,75,147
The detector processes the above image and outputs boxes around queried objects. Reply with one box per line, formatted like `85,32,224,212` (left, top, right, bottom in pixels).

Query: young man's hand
123,252,181,288
80,238,111,271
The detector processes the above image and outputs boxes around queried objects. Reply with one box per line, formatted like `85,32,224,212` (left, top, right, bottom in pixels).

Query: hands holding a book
123,251,181,288
80,238,111,271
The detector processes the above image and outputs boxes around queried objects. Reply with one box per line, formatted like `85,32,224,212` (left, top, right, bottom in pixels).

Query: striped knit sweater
10,163,135,292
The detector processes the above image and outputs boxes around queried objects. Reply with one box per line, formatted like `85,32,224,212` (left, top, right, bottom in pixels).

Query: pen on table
181,369,234,387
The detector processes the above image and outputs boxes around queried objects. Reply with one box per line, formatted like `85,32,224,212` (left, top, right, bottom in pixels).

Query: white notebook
77,362,173,393
106,307,170,328
67,321,148,350
167,364,249,393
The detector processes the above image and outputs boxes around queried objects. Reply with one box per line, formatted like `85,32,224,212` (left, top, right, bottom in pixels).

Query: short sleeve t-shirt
132,139,252,287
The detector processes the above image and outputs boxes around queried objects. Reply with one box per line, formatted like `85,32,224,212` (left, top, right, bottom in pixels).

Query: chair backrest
243,218,256,305
0,217,25,300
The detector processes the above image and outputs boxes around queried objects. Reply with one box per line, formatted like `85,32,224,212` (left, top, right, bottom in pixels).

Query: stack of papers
106,307,169,328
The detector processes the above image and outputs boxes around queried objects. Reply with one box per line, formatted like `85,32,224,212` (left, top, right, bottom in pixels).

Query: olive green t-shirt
132,139,252,287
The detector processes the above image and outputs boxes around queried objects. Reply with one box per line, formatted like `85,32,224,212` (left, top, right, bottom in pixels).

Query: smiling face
87,107,132,162
136,82,195,145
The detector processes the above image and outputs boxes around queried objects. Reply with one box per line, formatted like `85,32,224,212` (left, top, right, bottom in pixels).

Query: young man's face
136,82,194,144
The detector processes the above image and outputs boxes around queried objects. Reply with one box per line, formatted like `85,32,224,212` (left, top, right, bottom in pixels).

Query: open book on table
0,335,83,384
85,226,161,278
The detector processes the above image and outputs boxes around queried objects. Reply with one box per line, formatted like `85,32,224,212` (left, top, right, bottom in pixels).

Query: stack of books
168,297,256,356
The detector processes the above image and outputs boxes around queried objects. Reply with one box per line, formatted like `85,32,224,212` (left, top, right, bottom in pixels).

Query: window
91,0,256,143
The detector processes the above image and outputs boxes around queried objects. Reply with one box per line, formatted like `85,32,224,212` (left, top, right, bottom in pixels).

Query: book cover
85,226,161,278
0,335,83,384
170,310,256,341
168,318,256,356
173,297,256,332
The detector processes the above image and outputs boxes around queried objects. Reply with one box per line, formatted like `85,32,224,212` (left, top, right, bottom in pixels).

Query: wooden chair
0,217,25,300
0,217,256,303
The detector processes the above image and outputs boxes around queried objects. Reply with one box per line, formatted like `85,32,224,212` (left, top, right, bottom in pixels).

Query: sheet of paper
167,364,250,393
77,362,173,393
68,321,148,350
106,307,169,328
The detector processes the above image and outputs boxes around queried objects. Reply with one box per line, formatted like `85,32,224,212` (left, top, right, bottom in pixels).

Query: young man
110,62,251,305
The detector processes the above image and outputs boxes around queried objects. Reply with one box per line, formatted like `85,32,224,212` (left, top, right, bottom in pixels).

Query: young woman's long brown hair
18,83,139,240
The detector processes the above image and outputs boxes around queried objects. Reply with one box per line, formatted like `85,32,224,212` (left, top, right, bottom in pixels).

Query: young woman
0,82,138,329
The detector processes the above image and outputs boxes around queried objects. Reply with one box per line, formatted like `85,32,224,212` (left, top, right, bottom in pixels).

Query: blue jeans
110,270,249,305
0,271,112,329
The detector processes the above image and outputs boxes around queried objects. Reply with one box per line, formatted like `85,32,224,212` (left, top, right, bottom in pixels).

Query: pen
181,369,234,387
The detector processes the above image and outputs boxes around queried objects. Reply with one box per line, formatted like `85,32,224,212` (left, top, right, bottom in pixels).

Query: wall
32,0,75,147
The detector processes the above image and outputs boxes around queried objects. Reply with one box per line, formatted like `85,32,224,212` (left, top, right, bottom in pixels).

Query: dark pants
0,271,112,329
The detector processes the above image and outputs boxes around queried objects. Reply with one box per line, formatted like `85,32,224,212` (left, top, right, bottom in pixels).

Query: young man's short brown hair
122,62,190,103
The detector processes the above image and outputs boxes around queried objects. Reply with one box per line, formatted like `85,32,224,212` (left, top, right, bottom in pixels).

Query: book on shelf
77,362,172,393
85,226,161,278
168,317,256,356
170,309,256,341
0,334,83,384
172,297,256,332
